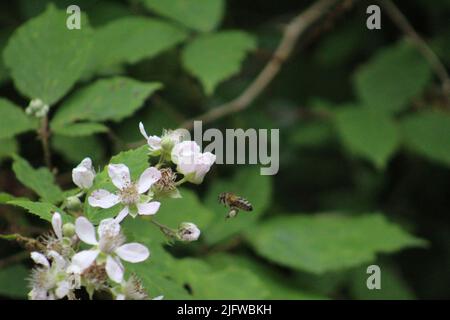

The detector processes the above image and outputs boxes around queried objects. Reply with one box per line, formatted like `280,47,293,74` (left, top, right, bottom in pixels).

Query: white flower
88,164,162,222
29,250,79,300
139,122,185,153
171,141,216,184
72,157,96,189
70,217,150,283
177,222,201,242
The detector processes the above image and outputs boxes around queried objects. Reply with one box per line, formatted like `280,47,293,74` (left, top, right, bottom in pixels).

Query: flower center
118,183,140,205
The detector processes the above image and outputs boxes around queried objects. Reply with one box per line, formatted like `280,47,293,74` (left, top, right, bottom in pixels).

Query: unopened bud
26,98,49,118
66,196,81,210
62,223,76,237
177,222,200,242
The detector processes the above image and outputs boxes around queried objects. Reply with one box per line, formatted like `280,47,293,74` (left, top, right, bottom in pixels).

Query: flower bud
177,222,200,242
72,157,95,189
62,223,76,238
66,196,81,210
26,98,49,118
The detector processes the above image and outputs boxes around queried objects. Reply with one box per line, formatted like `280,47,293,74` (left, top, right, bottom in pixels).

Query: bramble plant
25,123,215,300
1,0,449,301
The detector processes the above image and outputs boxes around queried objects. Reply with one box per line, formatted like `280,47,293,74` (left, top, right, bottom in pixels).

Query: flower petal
108,164,131,189
55,281,71,299
98,218,121,239
51,212,63,240
114,206,129,223
48,250,66,269
138,167,161,193
88,189,120,208
137,201,161,216
138,122,149,140
147,136,162,151
75,217,98,245
105,255,124,283
171,141,200,165
71,249,100,272
30,252,49,268
115,243,149,263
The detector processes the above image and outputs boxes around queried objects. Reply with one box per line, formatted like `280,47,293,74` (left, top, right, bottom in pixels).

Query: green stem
175,176,188,186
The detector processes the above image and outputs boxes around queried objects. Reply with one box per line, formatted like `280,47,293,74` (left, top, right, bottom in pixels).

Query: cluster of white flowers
28,123,215,300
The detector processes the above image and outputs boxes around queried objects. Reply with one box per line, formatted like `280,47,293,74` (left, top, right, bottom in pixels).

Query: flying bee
218,192,253,219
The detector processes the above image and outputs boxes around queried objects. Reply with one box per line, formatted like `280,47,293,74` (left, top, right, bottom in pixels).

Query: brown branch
181,0,340,129
379,0,450,102
38,115,52,170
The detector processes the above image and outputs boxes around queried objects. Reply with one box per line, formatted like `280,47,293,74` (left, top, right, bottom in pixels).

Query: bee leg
226,208,239,219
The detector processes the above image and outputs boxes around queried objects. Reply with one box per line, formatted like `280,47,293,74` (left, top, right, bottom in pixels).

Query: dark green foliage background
0,0,449,299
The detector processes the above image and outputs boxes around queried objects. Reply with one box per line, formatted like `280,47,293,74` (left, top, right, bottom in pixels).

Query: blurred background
0,0,449,299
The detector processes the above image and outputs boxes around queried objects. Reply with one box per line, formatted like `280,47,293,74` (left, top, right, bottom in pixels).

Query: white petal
138,122,149,140
51,212,63,239
75,217,98,245
98,218,121,239
30,252,49,268
48,250,66,269
147,136,162,151
138,167,161,193
152,295,164,300
105,255,124,283
137,201,161,216
88,189,120,208
115,243,149,263
171,141,200,165
114,206,129,223
116,294,126,300
72,158,95,189
55,281,71,299
71,249,100,272
108,164,131,189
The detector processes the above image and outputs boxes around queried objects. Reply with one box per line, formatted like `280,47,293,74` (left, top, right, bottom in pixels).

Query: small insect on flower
218,192,253,219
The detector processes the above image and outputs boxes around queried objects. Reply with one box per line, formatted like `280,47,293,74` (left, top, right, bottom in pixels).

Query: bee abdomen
235,198,253,211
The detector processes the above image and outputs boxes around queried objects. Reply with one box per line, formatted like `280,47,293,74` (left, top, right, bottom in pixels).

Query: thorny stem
38,115,52,170
379,0,450,105
181,0,340,129
150,219,177,239
0,233,46,251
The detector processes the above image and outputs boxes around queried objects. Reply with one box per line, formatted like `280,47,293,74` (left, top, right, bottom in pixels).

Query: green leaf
400,111,450,167
353,41,432,114
3,5,93,105
141,0,224,32
86,17,188,75
12,156,64,204
182,31,257,94
0,98,36,139
51,77,162,127
207,253,327,299
7,200,73,223
156,188,214,231
173,258,269,299
0,138,18,161
203,167,272,245
51,134,105,165
51,122,109,137
334,107,400,169
0,264,29,298
246,213,427,274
